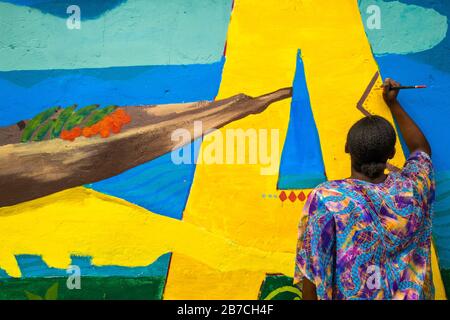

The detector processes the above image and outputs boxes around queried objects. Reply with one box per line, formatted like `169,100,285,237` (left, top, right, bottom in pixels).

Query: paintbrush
389,85,427,90
375,85,427,90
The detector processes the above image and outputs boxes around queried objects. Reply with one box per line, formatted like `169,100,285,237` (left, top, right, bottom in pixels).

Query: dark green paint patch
441,269,450,298
0,276,166,300
258,274,302,300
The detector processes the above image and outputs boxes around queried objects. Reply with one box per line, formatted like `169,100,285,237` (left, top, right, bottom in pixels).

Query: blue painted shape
376,55,450,172
14,255,65,278
278,50,327,189
0,269,10,278
0,253,171,279
0,0,128,19
90,138,202,219
71,253,171,277
0,59,225,126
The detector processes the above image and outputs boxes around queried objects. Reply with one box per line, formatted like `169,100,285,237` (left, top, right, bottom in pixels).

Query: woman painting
295,78,434,300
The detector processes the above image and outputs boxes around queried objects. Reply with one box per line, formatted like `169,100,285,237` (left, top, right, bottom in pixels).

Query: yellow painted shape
165,0,446,300
0,187,293,278
164,254,268,300
432,241,447,299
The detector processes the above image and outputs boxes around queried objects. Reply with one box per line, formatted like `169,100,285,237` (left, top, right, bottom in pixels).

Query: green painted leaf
25,291,43,300
85,105,118,127
45,283,59,300
65,104,100,130
51,104,77,138
33,119,56,141
20,106,60,143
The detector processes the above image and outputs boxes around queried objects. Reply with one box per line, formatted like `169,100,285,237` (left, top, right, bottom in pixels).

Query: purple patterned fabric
294,151,435,300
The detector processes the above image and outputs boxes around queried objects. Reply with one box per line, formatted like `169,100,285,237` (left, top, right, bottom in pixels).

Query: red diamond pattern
298,191,306,201
278,191,311,203
288,191,297,202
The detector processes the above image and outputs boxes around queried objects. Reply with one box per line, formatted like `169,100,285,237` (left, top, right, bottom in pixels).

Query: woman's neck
350,169,387,184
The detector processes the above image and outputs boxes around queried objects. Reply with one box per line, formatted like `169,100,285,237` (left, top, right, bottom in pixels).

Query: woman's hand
382,77,431,155
383,78,400,107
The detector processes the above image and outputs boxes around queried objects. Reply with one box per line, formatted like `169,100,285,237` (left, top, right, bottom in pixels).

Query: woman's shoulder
310,180,352,200
306,181,358,218
313,179,353,192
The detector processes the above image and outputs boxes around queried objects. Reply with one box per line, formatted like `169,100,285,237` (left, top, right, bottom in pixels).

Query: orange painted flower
100,129,110,138
91,123,101,135
60,108,131,141
60,130,70,140
72,127,82,138
82,127,93,137
111,123,121,134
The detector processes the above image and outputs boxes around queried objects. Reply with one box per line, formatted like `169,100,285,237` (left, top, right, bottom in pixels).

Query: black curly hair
346,115,396,179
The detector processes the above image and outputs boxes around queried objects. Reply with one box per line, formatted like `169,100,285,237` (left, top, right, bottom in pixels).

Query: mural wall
0,0,448,299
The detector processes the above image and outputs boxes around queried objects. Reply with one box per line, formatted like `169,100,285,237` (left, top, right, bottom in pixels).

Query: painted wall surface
0,0,448,299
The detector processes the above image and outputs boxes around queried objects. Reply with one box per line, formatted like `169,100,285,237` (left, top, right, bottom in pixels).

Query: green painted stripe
21,106,60,142
85,105,117,126
51,104,77,138
65,104,99,130
32,119,55,141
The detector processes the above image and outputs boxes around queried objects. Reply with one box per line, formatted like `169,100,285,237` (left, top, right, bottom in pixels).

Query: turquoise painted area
434,171,450,267
0,0,232,71
382,0,450,74
0,0,127,19
0,253,171,279
358,0,447,55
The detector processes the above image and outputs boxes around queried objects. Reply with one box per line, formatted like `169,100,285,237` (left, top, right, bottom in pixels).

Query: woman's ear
345,142,349,154
389,147,396,159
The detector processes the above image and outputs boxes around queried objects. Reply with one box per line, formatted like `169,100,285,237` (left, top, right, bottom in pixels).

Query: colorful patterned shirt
294,151,435,300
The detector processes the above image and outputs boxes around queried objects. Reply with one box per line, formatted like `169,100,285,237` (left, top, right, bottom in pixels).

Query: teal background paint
0,0,233,71
358,0,447,55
